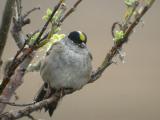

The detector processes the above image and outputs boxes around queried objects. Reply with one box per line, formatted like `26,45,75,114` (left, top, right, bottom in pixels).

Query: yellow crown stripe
78,31,85,41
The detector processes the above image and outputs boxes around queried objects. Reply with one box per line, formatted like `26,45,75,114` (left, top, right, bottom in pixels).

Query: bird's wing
88,52,93,60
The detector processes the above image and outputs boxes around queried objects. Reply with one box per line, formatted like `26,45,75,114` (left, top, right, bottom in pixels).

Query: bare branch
0,0,64,95
0,94,59,120
11,1,40,49
89,0,156,82
0,0,16,67
23,7,40,19
0,54,34,113
11,0,25,48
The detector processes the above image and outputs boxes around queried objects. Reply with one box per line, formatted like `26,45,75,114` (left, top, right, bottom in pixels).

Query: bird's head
68,31,87,48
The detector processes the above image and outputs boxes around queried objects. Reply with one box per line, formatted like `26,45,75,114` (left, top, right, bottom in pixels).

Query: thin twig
11,0,26,48
122,1,139,31
0,0,34,113
23,7,40,19
0,0,63,95
16,0,22,18
33,0,63,46
0,95,59,119
0,54,34,113
60,0,82,23
0,101,36,107
89,0,155,82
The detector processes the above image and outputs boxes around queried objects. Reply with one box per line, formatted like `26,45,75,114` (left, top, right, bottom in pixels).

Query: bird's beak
79,42,86,48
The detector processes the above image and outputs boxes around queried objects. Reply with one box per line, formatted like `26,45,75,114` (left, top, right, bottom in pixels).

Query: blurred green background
0,0,160,120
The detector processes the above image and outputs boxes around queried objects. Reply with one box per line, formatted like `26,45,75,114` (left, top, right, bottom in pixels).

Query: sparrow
34,31,92,116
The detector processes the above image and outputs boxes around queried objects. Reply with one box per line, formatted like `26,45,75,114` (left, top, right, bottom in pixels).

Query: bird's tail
34,83,49,102
44,95,62,116
34,83,63,116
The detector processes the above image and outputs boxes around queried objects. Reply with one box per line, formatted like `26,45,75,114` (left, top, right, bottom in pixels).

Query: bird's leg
44,84,52,99
59,88,65,97
60,88,75,96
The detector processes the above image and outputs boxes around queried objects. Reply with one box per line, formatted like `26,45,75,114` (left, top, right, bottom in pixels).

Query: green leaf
46,8,52,16
42,8,52,21
39,34,66,52
29,32,40,45
42,15,49,21
124,0,137,6
50,33,65,43
114,30,124,43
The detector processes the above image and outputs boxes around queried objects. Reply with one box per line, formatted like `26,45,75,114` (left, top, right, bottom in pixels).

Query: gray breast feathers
40,39,92,90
